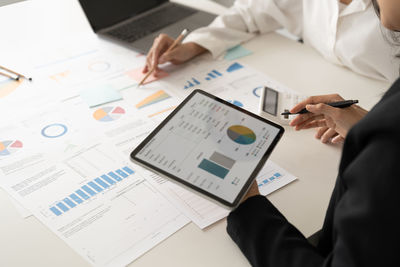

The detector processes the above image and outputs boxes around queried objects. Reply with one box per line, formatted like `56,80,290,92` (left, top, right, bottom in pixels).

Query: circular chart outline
227,125,256,145
41,123,68,138
253,86,263,98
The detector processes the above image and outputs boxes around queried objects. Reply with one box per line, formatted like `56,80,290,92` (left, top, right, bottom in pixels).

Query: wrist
186,42,207,56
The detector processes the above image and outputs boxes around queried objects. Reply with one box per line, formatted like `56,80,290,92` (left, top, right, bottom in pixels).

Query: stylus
281,100,359,115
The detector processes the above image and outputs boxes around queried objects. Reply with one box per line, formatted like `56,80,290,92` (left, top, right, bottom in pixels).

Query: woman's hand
241,181,260,203
289,94,368,142
142,34,206,76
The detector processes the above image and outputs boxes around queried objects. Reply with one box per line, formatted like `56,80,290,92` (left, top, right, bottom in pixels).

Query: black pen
281,100,359,116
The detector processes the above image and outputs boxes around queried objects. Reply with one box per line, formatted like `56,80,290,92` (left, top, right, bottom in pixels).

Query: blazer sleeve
227,136,400,267
184,0,304,58
227,195,325,267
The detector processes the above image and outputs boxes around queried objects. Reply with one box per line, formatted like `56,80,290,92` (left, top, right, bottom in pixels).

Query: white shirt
184,0,399,82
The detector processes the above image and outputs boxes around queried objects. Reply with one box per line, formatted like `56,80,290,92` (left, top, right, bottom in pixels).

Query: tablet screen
131,90,284,207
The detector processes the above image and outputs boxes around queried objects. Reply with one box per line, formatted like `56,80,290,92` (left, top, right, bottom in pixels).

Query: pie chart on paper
0,140,23,156
227,125,256,145
93,106,126,122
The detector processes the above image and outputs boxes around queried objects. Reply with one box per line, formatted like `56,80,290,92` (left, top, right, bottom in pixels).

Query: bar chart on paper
255,161,297,196
182,62,245,90
48,166,135,216
136,90,171,109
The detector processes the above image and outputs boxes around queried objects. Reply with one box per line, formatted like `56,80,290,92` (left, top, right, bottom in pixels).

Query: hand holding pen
289,94,368,143
142,29,206,81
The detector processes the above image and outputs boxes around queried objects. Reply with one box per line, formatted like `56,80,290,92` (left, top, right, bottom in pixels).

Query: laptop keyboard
107,4,196,43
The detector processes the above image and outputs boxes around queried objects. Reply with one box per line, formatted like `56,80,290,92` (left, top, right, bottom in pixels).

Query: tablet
130,90,284,208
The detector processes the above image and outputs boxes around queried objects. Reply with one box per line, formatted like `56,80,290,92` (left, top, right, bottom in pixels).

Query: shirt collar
340,0,370,17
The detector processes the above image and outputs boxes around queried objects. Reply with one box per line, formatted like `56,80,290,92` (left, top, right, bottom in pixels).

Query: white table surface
0,0,390,266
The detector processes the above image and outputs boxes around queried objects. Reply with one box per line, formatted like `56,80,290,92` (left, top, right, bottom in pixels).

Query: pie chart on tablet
0,140,23,156
227,125,256,145
93,106,125,122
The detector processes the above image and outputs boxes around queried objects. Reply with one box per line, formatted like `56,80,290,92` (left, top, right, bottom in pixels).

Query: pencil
0,71,19,81
138,29,189,86
0,65,32,81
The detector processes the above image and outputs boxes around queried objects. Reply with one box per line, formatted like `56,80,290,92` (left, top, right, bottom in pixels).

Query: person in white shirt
144,0,398,83
143,0,399,143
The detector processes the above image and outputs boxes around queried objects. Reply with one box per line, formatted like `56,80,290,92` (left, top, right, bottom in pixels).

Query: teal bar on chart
198,158,229,179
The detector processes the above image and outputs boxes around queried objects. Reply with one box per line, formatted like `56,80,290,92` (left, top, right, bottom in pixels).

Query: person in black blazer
226,1,400,266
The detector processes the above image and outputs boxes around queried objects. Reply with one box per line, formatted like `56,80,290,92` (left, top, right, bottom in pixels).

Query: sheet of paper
80,85,122,107
1,143,189,267
30,42,145,101
256,160,297,196
7,194,32,218
144,170,230,229
126,68,169,85
224,45,253,60
142,159,296,229
162,56,295,99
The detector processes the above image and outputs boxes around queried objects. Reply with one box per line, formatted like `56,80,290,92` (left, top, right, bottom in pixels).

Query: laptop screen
79,0,167,32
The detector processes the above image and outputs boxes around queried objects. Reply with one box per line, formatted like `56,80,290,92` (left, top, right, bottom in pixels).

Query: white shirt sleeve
184,0,304,58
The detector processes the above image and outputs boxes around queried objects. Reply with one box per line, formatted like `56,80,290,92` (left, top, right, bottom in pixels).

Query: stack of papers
0,41,297,266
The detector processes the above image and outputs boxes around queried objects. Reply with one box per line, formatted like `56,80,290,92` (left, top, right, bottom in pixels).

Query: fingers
315,127,344,144
143,34,173,74
290,94,344,114
305,103,340,118
331,135,345,144
315,126,329,139
301,119,327,130
320,128,339,144
290,113,324,130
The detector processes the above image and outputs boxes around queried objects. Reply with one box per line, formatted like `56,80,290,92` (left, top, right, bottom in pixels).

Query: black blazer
227,78,400,267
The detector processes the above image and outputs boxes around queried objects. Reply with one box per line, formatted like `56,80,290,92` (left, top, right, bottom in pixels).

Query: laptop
78,0,216,53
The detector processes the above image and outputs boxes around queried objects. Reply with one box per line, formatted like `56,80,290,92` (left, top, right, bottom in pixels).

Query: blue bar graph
82,185,96,196
101,174,115,185
50,207,62,216
64,198,77,208
56,202,69,212
108,171,122,181
95,177,110,189
76,189,90,200
69,193,83,204
259,172,283,188
122,166,135,175
50,166,135,216
198,159,229,179
116,169,128,178
212,70,222,76
183,78,201,89
226,62,244,72
88,181,103,192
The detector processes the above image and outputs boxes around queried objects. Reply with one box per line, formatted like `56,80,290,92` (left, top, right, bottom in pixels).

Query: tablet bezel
130,89,284,208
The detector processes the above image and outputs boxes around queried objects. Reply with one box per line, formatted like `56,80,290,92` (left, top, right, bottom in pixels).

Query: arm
227,134,400,267
144,0,304,74
227,196,324,267
185,0,304,58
